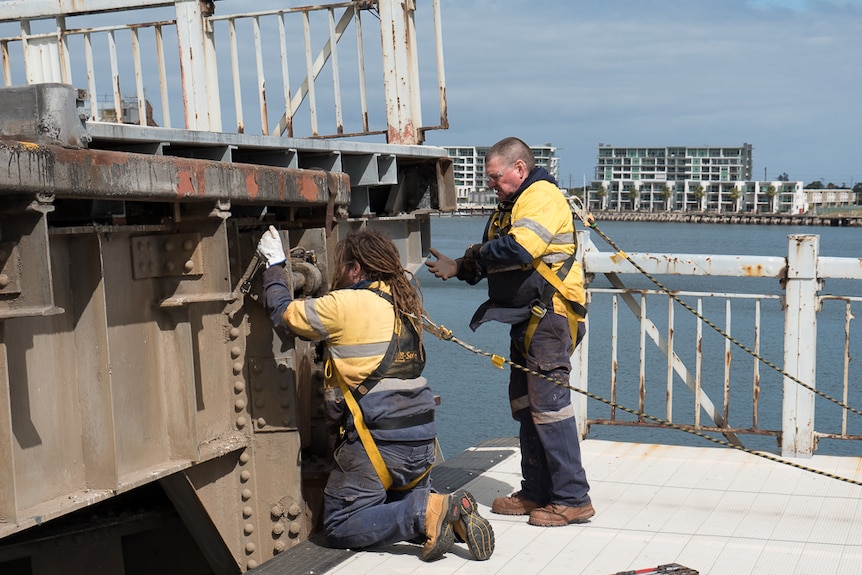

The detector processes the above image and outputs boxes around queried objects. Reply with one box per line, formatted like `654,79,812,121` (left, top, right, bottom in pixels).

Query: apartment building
588,143,815,214
444,144,560,207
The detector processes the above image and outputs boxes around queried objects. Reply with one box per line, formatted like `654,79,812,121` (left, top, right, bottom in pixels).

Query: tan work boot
528,502,595,527
422,492,458,561
450,490,495,561
491,491,540,515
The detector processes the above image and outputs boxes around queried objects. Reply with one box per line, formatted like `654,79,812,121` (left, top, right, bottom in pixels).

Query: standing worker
257,227,494,560
424,137,594,527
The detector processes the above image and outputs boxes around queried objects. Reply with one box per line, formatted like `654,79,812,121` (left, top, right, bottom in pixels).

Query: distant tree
693,185,705,211
596,184,607,210
627,187,639,210
660,184,673,211
765,184,777,212
805,180,824,189
854,183,862,205
777,172,790,182
729,186,742,212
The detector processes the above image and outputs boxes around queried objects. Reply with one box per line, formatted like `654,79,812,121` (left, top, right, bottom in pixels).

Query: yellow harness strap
335,366,432,492
525,259,584,354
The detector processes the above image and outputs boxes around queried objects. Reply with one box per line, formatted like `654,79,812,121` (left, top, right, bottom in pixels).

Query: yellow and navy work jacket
262,271,436,444
465,167,586,331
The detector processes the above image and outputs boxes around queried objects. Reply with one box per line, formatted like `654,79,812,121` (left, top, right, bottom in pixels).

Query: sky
421,0,862,187
1,0,859,187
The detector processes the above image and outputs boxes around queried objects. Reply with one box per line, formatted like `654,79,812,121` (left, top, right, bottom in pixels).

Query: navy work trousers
323,436,434,549
509,313,591,507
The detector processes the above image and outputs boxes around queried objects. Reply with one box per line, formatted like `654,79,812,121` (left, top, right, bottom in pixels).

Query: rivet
183,239,195,251
288,503,301,517
255,398,265,408
280,398,291,409
279,380,289,390
243,506,253,518
163,240,175,252
240,470,251,482
183,259,194,272
253,363,264,375
164,261,175,273
257,417,267,428
235,399,247,411
272,522,285,536
247,560,258,569
277,362,288,372
241,489,252,500
236,416,247,429
289,521,301,536
0,274,7,288
271,505,284,518
283,417,292,426
231,346,242,358
230,327,240,339
274,541,286,554
234,381,245,393
239,452,250,464
244,523,255,535
245,542,256,554
233,362,244,374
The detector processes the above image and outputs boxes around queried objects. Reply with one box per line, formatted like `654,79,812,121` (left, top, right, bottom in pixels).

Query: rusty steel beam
0,140,350,206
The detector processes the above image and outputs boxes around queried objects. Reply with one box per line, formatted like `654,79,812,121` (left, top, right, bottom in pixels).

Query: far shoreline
436,208,862,227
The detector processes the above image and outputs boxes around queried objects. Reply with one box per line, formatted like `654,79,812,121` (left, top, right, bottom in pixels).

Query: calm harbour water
418,216,861,459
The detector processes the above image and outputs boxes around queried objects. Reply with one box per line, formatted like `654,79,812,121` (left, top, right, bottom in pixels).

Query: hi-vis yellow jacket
285,281,394,387
468,170,586,331
274,279,436,444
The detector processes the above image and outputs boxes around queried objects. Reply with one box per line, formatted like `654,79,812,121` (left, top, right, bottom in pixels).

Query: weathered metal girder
0,139,350,207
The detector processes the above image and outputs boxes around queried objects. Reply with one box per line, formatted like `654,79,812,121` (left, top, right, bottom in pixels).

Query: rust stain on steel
742,264,765,277
244,171,260,200
0,140,349,206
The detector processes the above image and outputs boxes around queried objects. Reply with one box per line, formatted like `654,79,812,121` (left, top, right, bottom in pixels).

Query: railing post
782,234,819,457
175,0,221,131
572,230,589,439
376,0,423,145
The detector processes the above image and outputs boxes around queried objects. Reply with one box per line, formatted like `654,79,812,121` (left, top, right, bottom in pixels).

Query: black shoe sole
453,490,495,561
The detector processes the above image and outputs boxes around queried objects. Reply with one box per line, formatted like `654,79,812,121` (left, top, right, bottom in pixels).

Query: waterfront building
444,144,559,208
586,143,813,214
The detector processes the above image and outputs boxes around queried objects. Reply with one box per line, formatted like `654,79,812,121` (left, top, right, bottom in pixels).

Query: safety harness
331,289,434,492
487,201,588,354
525,253,588,354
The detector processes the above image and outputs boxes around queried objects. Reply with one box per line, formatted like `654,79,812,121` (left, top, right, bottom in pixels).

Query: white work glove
256,225,287,268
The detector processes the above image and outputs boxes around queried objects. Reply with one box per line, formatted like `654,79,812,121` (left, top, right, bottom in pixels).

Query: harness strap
332,286,433,492
524,254,587,354
338,373,433,492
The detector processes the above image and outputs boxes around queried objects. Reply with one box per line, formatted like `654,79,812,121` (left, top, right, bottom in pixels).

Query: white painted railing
576,233,862,457
0,0,447,143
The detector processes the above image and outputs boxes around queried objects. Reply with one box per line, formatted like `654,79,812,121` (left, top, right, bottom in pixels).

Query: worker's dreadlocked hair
334,229,426,338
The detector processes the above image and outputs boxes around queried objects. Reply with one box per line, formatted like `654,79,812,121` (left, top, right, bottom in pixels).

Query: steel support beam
0,140,350,207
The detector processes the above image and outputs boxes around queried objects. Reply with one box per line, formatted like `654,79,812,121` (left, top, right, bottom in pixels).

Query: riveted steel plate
131,233,203,279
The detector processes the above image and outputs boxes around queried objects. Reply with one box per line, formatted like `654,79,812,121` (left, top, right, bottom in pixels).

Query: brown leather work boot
422,492,459,561
528,502,595,527
491,491,540,516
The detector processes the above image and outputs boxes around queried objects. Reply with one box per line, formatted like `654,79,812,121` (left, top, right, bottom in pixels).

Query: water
418,216,861,458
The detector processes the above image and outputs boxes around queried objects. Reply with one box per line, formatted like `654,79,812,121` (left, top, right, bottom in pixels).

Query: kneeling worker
257,226,494,561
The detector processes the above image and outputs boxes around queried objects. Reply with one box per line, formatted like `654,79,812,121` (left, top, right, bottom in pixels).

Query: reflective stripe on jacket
471,172,586,330
283,282,436,442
